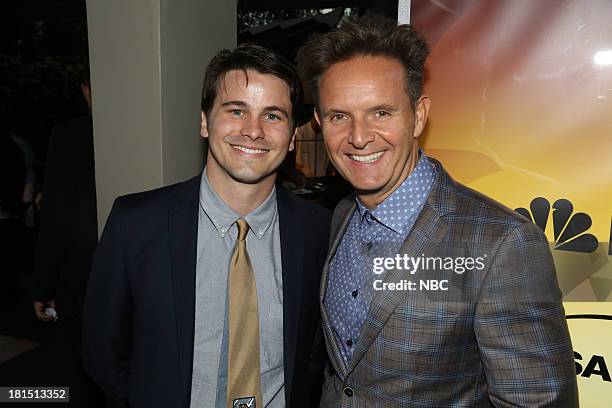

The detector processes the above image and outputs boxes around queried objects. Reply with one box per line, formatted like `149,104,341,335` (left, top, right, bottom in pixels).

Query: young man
83,44,330,408
296,16,578,407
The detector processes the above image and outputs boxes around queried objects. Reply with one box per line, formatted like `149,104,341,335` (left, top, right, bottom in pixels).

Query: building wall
86,0,236,231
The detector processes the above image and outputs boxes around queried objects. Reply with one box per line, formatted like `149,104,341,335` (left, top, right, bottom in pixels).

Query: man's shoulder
331,194,355,218
452,182,529,229
444,180,546,248
276,186,331,222
51,115,92,137
113,175,200,216
48,116,93,154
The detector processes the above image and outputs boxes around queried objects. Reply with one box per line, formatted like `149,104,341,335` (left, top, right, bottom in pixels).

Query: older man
297,16,577,407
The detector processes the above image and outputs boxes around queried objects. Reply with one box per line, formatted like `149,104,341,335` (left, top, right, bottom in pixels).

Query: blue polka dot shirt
324,153,436,365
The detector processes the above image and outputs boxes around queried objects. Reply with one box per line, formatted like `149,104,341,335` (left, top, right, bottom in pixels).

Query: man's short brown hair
296,15,429,109
201,43,303,129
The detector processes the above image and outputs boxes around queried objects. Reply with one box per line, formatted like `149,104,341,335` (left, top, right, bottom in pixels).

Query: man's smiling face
316,55,429,206
202,69,295,187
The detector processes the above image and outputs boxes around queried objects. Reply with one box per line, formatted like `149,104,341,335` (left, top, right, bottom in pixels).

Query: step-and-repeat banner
411,0,612,404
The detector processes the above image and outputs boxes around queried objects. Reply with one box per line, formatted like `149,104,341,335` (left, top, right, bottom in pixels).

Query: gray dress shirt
190,170,284,407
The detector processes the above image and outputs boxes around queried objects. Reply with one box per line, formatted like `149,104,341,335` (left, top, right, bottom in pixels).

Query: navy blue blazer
82,175,330,408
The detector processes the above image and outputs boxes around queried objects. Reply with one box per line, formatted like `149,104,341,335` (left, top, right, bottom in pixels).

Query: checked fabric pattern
319,158,578,407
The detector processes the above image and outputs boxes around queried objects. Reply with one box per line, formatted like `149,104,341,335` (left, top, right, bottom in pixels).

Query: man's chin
228,169,275,185
343,177,386,194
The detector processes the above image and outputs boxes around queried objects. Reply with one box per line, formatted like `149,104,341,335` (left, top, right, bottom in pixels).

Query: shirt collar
355,152,436,234
199,169,277,240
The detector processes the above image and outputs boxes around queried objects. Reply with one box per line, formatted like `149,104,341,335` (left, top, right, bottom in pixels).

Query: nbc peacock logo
515,197,599,253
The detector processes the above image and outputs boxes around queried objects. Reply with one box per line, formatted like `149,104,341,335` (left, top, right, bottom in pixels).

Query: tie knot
235,218,249,241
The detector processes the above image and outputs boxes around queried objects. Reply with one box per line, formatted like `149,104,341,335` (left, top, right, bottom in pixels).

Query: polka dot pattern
324,154,436,364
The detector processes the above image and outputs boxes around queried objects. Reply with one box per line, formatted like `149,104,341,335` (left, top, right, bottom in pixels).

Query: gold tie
227,219,263,408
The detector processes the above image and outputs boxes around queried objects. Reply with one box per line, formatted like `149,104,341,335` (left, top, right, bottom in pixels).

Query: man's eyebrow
321,107,349,116
220,100,248,108
370,104,397,112
264,106,290,117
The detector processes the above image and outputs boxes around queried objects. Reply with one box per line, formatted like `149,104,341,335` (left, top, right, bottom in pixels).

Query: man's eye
265,113,280,121
374,110,390,118
231,109,243,117
330,113,347,121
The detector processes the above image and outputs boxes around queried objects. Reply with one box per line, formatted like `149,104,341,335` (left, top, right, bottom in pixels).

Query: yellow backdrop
412,0,612,404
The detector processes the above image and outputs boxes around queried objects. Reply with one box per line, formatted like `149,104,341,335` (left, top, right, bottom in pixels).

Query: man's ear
413,95,430,139
288,126,298,152
200,111,208,138
313,107,322,129
81,83,91,109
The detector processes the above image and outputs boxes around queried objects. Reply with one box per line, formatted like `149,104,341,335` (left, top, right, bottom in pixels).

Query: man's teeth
232,145,269,154
349,151,384,163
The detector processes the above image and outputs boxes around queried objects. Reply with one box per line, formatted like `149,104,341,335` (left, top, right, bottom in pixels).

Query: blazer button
343,387,354,397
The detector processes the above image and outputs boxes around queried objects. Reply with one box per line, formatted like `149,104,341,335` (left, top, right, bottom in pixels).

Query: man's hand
33,300,56,321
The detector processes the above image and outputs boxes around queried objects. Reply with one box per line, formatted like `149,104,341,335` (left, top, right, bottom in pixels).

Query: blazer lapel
168,176,200,407
346,203,448,373
276,188,304,402
320,196,356,377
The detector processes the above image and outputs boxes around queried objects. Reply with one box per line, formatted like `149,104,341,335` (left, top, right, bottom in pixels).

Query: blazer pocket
359,306,465,376
383,302,474,351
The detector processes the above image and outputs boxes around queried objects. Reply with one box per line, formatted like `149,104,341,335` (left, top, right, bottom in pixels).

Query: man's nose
240,116,264,140
347,118,374,149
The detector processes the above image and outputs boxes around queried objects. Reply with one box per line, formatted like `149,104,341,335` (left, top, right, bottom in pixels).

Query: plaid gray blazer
319,159,578,407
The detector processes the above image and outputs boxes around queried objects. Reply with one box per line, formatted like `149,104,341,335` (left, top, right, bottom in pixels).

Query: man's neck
205,167,275,216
